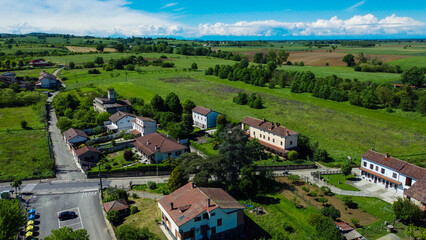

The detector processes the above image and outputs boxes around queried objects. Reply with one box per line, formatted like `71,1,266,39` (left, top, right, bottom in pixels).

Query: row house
192,106,220,130
158,183,245,240
241,116,298,157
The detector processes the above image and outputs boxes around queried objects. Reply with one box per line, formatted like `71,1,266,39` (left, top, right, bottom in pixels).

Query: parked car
58,211,76,221
28,214,35,221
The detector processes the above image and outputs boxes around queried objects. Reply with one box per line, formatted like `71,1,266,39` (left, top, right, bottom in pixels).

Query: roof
135,116,156,122
39,71,57,80
362,150,426,179
63,128,89,141
158,183,244,227
130,129,141,136
192,106,212,116
95,97,131,108
335,221,354,232
109,111,136,123
103,199,129,213
404,179,426,204
242,116,298,137
133,133,187,156
74,146,100,157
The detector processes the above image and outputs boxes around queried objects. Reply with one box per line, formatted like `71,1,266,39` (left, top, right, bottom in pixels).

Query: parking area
57,207,83,230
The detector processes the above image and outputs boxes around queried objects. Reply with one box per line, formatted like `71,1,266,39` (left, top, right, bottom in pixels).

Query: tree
96,43,105,53
191,62,198,70
393,197,423,224
361,87,377,109
288,150,298,161
253,52,264,63
321,206,341,220
45,227,89,240
402,66,424,88
116,225,158,240
94,57,104,65
96,112,110,125
11,179,22,195
239,166,258,197
0,199,26,240
114,43,125,53
247,138,264,161
168,165,189,192
342,54,356,67
123,150,133,161
277,50,290,65
57,117,73,132
165,92,183,116
233,92,248,105
416,94,426,115
308,213,343,240
151,94,166,112
341,161,352,176
375,85,394,106
107,210,120,226
69,61,75,69
20,120,28,129
147,181,157,190
182,99,196,114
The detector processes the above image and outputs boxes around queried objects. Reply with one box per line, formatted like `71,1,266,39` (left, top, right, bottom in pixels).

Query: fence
98,140,135,153
87,132,124,145
255,164,316,171
87,169,172,178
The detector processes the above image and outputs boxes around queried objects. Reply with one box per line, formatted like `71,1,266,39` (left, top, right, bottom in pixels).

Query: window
381,168,385,174
281,141,283,146
168,153,172,157
211,227,216,235
195,216,201,222
203,213,209,219
272,139,275,143
406,177,412,186
375,166,379,171
268,137,270,141
253,132,255,136
263,135,265,139
392,173,397,179
370,164,373,170
363,161,367,167
217,218,222,226
290,141,293,145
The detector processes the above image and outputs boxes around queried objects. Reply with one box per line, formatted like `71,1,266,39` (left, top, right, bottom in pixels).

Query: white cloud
347,0,366,11
198,14,426,37
161,3,178,9
0,0,187,37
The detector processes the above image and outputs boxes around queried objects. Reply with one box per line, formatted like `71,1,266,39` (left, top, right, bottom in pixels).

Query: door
385,181,389,188
374,176,377,183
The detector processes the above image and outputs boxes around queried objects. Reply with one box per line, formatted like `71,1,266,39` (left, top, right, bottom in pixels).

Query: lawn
132,183,170,195
0,107,53,181
121,197,167,240
190,140,218,156
322,174,360,191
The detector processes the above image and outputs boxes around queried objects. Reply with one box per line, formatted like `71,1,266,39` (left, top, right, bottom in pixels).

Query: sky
0,0,425,39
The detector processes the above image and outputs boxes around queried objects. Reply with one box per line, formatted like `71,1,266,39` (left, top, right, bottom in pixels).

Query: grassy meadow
0,107,53,181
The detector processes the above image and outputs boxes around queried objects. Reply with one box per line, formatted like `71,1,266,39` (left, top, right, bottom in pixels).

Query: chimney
207,198,210,207
276,122,280,127
107,88,116,102
170,202,174,210
155,145,158,151
287,131,290,135
147,140,150,145
385,152,390,158
191,182,195,189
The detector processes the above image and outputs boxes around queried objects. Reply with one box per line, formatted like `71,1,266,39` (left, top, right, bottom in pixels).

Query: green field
388,56,426,70
322,174,360,191
0,107,53,181
58,56,425,166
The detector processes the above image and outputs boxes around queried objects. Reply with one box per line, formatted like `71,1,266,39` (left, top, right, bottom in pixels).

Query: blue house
192,106,221,130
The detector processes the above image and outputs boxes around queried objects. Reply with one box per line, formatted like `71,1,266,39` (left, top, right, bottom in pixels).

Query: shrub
393,197,423,224
123,150,133,161
320,186,332,196
317,197,328,205
104,164,111,171
130,206,139,215
308,190,318,198
131,193,139,199
342,196,356,208
282,221,295,233
88,69,100,74
288,174,300,184
161,62,175,68
302,186,310,192
321,205,341,220
107,210,120,226
112,162,118,166
288,150,298,161
20,120,28,129
147,181,157,190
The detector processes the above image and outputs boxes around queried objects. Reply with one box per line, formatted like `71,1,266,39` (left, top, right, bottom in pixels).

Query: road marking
77,207,84,229
57,207,83,229
21,183,37,193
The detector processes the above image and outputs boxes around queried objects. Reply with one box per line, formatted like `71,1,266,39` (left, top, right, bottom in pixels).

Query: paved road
47,92,85,181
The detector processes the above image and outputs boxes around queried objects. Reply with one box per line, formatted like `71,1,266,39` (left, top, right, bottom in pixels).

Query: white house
241,116,298,157
360,150,426,209
131,116,157,137
133,133,187,163
192,106,220,130
158,183,245,240
63,128,89,147
36,71,59,89
105,111,136,132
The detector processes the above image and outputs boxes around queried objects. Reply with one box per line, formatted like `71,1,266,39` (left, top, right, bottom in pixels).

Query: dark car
58,211,76,221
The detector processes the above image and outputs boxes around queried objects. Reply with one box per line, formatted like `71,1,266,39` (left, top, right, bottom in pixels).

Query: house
133,133,187,163
0,72,17,86
93,88,131,114
334,221,363,240
103,199,129,216
30,59,50,67
192,106,220,130
241,117,298,157
72,146,100,167
63,128,89,147
36,71,60,89
104,111,136,132
360,150,426,209
131,116,157,137
158,183,245,240
404,179,426,211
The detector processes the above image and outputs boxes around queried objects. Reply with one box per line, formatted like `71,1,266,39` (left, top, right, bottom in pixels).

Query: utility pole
99,163,103,199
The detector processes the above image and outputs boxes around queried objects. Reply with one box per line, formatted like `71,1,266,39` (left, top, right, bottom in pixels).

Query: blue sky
0,0,425,39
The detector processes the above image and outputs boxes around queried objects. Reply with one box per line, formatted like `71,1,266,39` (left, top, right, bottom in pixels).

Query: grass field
132,183,170,195
322,174,360,191
66,46,116,53
0,107,53,181
58,59,425,166
122,197,167,240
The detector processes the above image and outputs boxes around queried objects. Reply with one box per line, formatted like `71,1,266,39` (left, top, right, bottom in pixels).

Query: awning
360,167,402,185
105,124,118,130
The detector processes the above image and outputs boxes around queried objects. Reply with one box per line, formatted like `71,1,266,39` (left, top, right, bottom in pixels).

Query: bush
104,164,111,171
131,193,139,199
302,186,310,192
393,197,423,224
161,62,175,68
288,174,300,184
308,190,318,198
130,206,139,215
317,197,328,205
321,205,341,220
20,120,28,129
123,150,133,161
288,150,298,161
342,196,357,208
107,210,121,226
282,221,295,233
147,181,157,190
88,69,100,74
320,186,332,196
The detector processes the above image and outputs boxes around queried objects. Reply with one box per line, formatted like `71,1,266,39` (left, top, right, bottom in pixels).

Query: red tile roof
133,133,187,156
242,116,298,137
158,183,244,227
192,106,212,116
74,146,100,157
362,150,426,180
335,221,354,232
404,179,426,204
103,199,129,213
63,128,89,141
108,111,136,123
39,71,57,80
135,116,156,122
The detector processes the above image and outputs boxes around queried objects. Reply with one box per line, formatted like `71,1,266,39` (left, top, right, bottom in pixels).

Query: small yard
322,174,360,191
190,140,218,156
132,183,170,195
122,197,167,240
